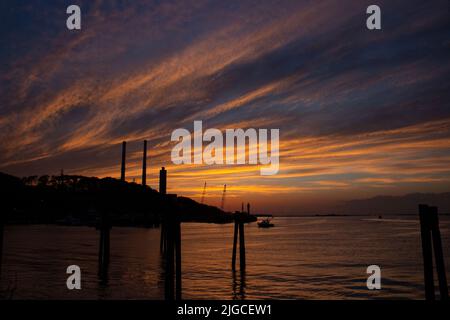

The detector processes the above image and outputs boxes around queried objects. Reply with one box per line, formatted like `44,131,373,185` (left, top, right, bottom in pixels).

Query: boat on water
257,217,274,228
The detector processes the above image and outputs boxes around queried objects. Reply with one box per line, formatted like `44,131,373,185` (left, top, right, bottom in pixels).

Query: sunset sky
1,0,449,214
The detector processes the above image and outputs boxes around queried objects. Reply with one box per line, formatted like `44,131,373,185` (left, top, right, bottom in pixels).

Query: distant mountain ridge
338,192,450,215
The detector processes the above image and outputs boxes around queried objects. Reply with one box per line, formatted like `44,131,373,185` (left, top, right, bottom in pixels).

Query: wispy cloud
1,0,449,213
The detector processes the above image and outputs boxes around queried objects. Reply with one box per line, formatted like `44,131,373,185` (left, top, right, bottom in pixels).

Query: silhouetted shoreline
0,172,256,227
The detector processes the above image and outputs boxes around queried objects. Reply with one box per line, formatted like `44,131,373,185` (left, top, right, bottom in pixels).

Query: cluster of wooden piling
161,215,182,300
419,204,448,300
98,140,252,299
158,167,182,300
97,139,146,282
232,204,250,271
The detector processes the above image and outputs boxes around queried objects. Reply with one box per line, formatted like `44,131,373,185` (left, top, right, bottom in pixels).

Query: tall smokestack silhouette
159,167,167,195
247,203,250,215
120,141,126,181
142,140,147,186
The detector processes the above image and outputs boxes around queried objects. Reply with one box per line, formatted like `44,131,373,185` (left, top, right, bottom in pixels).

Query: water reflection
1,217,450,299
232,269,246,300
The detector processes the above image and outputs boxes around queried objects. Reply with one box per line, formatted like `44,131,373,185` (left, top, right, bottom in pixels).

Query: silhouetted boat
258,217,274,228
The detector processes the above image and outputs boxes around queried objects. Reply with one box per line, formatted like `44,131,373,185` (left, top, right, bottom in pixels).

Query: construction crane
201,182,207,204
220,184,227,210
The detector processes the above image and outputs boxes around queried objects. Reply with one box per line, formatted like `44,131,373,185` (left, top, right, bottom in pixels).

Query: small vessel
258,217,274,228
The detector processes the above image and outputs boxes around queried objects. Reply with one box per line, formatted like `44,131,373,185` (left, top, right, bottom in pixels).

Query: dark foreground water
1,216,450,299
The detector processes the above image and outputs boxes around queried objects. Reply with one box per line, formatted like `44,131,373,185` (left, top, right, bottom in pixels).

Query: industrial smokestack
159,167,167,195
247,203,250,215
142,140,147,186
120,141,126,181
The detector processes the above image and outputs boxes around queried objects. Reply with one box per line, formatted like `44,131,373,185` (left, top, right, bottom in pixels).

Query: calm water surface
1,216,450,299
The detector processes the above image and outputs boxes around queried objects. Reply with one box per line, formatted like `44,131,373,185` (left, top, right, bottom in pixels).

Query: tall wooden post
159,167,168,253
419,204,448,300
98,227,105,275
163,207,182,301
175,221,182,300
120,141,126,181
239,221,246,270
232,213,246,271
232,220,238,270
419,205,435,300
429,206,448,300
142,140,147,186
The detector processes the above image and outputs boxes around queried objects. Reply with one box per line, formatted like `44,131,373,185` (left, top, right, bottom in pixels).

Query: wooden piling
419,204,435,300
232,212,246,271
98,228,105,276
162,209,182,301
239,221,246,270
429,206,449,300
419,204,448,300
232,221,238,270
159,167,168,254
175,221,182,300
